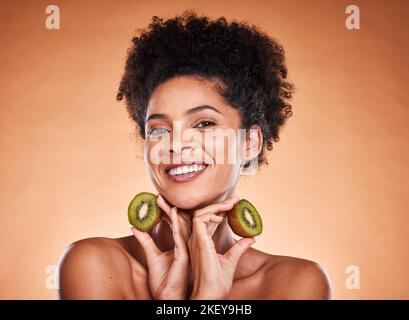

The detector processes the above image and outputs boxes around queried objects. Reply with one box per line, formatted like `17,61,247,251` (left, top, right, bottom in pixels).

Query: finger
197,212,225,223
201,213,224,235
207,216,224,238
156,194,172,225
164,202,191,241
194,212,227,231
157,194,191,228
156,194,171,213
194,196,240,217
192,213,223,241
223,237,256,268
165,213,190,289
156,194,171,216
178,215,192,243
176,209,191,223
169,207,189,261
131,227,161,263
157,194,192,243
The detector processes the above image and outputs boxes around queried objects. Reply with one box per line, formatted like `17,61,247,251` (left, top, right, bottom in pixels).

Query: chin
168,194,204,210
158,190,209,210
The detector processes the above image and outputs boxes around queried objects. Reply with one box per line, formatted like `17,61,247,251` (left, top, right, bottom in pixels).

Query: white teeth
168,164,206,176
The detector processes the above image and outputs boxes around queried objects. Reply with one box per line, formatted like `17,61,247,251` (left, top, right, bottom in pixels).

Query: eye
195,120,216,128
148,127,170,137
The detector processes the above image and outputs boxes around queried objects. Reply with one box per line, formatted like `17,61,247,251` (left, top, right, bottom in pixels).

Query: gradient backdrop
0,0,408,299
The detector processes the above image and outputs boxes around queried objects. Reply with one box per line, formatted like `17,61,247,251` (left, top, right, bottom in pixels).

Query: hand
188,196,256,300
131,194,192,300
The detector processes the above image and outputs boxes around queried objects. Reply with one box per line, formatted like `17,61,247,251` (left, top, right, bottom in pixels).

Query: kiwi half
128,192,163,232
227,199,263,237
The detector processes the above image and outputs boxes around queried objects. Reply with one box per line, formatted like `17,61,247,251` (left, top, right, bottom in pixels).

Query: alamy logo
345,5,360,30
45,5,60,30
345,264,360,289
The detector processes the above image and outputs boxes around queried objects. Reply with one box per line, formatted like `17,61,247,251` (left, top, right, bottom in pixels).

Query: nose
168,138,201,164
170,142,194,154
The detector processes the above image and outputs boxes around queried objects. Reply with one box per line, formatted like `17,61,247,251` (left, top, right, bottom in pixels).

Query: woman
57,11,332,300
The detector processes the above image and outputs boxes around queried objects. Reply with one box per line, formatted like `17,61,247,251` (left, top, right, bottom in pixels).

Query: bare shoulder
263,255,332,300
56,237,132,299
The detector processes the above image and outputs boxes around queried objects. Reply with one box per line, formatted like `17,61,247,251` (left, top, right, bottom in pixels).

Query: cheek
144,136,170,167
144,140,155,167
206,133,242,182
206,132,242,166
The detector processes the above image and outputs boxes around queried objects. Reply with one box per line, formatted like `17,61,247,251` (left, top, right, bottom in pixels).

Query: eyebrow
146,105,222,122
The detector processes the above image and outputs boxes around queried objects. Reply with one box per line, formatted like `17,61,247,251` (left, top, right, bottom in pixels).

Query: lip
164,160,207,172
164,162,209,183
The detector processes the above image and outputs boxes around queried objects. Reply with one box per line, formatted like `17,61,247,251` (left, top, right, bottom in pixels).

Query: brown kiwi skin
227,199,263,237
128,192,164,232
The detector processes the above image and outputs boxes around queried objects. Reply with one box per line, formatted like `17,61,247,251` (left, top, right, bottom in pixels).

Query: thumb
223,237,256,267
131,227,161,263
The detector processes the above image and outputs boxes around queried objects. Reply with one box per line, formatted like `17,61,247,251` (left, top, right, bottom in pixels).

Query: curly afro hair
116,10,294,169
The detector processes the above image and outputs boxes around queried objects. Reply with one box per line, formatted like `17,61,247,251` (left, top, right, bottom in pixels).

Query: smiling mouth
165,163,209,183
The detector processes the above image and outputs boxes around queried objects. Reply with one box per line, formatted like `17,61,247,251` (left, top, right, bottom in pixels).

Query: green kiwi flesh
227,199,263,237
128,192,162,232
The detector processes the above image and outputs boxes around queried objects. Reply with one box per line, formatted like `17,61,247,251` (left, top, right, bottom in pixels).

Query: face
144,75,261,210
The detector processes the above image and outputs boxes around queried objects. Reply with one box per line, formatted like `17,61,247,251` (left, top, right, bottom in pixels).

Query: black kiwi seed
128,192,163,232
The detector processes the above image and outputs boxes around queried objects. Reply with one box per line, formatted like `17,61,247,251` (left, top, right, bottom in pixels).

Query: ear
243,124,263,164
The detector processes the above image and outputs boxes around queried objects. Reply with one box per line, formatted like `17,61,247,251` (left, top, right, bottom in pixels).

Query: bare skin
57,233,331,299
57,76,332,299
57,196,332,300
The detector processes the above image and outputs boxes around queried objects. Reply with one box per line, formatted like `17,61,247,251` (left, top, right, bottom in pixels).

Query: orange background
0,0,408,299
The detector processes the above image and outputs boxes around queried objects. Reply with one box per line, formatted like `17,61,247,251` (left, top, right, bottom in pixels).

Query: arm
56,238,124,299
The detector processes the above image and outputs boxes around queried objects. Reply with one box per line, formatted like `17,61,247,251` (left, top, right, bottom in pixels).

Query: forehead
147,76,228,115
